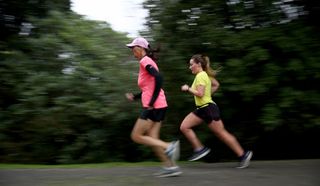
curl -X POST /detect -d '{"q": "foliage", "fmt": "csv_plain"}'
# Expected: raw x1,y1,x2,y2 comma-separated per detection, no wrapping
0,10,142,164
1,0,320,164
0,0,71,41
143,0,320,160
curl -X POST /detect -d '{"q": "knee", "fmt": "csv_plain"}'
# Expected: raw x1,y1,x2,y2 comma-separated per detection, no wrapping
131,132,140,143
180,124,189,133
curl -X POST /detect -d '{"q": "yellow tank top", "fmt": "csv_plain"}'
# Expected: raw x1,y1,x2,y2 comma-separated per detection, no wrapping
191,71,214,107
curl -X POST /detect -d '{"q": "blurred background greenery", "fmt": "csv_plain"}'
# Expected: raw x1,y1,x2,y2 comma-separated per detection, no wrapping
0,0,319,164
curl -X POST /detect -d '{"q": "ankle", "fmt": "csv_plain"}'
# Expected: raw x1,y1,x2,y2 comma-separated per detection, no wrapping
194,146,205,152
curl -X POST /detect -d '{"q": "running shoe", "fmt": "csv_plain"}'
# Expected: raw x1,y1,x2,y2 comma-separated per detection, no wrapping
188,147,211,161
153,166,182,178
237,151,253,169
165,140,180,162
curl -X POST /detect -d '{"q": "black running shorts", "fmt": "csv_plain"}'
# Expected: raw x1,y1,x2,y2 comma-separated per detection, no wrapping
193,103,221,123
140,107,167,122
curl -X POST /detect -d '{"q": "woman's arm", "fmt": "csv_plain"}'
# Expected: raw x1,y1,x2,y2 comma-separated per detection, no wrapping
211,77,220,94
146,64,162,107
125,92,141,101
181,84,205,97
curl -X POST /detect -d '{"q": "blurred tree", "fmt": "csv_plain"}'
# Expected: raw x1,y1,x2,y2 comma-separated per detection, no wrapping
1,0,319,164
143,0,320,160
0,8,144,163
0,0,71,41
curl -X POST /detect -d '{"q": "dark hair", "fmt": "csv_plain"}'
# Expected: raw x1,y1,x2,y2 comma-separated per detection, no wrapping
146,44,160,61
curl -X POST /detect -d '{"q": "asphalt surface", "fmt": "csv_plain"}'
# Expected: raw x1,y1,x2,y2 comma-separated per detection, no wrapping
0,159,319,186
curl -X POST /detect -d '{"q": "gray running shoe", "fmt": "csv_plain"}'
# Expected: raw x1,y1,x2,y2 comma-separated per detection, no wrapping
165,140,180,162
153,166,182,178
188,147,211,161
237,151,253,169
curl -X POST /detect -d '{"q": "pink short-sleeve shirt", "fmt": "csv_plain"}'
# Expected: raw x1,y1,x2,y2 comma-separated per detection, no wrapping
138,56,168,108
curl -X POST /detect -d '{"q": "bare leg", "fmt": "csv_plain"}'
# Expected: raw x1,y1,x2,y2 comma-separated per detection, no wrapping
180,112,204,150
131,118,170,150
147,121,175,167
208,120,244,157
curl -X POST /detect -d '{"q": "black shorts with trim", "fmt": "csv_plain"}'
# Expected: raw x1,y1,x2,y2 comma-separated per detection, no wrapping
140,107,167,122
193,103,221,123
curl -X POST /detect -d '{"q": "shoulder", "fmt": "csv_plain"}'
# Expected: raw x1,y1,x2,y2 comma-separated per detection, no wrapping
196,71,209,79
195,72,210,84
140,56,155,66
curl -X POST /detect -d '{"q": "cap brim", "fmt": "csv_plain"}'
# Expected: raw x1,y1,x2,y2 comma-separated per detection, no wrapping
126,44,135,48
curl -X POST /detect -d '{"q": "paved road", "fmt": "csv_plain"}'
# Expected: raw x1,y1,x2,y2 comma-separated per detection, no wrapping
0,159,319,186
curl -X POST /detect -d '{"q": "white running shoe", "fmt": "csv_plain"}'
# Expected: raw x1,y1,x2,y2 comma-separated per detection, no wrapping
153,166,182,178
165,140,180,162
237,151,253,169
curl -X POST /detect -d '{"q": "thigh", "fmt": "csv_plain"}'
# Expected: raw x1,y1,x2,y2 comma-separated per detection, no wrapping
132,118,153,136
147,121,162,138
181,112,203,129
208,119,225,133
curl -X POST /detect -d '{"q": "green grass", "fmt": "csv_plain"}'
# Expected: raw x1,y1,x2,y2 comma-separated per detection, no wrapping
0,161,162,169
0,161,194,169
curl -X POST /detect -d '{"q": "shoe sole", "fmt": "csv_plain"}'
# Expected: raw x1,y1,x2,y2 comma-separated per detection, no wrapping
156,171,183,178
188,148,211,161
236,151,253,169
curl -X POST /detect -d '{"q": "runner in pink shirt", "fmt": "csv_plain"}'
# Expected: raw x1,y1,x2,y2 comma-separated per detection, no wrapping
138,55,167,109
125,37,181,177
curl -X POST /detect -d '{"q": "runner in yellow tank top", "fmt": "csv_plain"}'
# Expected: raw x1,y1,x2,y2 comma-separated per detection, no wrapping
180,54,252,168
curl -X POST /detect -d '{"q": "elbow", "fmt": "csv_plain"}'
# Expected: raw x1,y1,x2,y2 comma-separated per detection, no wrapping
212,84,220,92
155,75,163,87
213,83,220,89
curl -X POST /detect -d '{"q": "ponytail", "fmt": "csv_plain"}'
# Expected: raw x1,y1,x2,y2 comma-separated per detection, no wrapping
191,54,221,78
146,44,160,61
